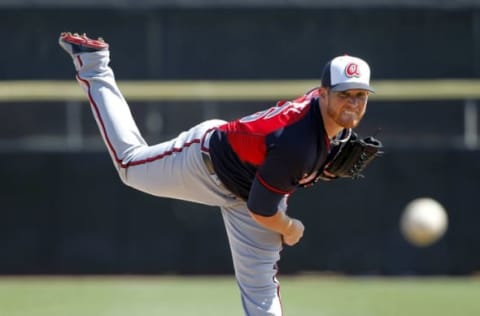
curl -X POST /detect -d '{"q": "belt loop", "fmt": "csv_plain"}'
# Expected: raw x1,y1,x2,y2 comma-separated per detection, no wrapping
201,128,215,153
202,151,224,187
202,152,216,175
200,129,226,189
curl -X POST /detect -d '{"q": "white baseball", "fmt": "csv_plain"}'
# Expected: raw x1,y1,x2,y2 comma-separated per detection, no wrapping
400,197,448,247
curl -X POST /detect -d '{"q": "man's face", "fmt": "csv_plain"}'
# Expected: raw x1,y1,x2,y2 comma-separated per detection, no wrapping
325,89,369,129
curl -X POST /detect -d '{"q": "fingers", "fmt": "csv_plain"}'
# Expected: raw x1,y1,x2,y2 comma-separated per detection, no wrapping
282,218,304,246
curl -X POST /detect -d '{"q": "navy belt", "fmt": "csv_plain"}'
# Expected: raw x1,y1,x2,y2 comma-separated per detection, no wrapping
202,151,216,175
200,129,225,188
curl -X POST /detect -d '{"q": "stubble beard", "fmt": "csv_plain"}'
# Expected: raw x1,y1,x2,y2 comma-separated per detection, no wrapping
326,102,365,129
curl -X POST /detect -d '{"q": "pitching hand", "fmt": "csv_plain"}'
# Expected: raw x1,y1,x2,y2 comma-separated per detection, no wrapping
282,218,305,246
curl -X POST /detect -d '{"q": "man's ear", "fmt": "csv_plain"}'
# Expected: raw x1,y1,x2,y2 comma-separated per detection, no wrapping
318,87,328,98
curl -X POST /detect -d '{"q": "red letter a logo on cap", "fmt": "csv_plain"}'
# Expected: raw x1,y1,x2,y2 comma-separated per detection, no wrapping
345,63,361,78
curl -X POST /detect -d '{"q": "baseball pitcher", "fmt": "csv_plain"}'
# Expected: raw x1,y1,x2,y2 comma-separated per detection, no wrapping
59,32,382,316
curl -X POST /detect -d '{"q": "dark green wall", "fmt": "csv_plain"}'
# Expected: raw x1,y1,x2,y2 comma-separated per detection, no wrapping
1,7,479,275
1,8,479,80
1,150,478,275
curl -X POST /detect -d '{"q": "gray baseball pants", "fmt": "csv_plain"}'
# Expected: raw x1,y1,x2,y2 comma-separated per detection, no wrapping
71,50,285,316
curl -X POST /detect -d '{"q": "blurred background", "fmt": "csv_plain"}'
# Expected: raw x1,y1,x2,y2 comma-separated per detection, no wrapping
0,0,479,279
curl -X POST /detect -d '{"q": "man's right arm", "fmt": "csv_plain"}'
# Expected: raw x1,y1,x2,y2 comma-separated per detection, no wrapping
250,211,304,246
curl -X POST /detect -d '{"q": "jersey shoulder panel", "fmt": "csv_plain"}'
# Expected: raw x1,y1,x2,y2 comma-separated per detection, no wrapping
219,89,318,165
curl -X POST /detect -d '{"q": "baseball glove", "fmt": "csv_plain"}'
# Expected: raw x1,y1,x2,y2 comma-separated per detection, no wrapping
321,132,383,180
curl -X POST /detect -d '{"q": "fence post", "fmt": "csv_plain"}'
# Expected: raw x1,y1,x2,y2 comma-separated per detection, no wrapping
464,99,478,150
66,100,83,150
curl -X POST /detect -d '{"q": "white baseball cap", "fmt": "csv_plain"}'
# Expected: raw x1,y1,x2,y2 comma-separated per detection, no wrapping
321,55,374,92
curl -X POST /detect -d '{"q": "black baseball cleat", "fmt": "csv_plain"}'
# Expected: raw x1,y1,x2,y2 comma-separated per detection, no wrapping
58,32,109,57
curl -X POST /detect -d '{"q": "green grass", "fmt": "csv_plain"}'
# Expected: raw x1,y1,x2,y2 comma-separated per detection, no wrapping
0,275,479,316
